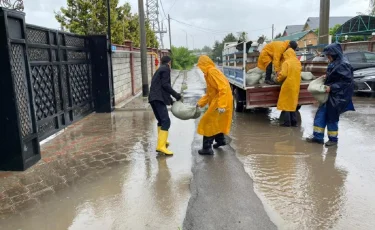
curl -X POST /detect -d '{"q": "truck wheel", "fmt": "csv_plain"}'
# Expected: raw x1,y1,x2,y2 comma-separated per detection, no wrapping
233,88,245,113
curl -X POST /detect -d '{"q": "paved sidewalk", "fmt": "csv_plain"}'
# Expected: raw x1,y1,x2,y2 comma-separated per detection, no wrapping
0,70,183,218
0,111,158,218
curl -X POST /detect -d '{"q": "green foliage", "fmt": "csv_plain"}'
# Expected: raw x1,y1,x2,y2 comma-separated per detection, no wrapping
210,33,237,61
237,31,248,42
274,33,282,39
171,46,197,70
55,0,158,47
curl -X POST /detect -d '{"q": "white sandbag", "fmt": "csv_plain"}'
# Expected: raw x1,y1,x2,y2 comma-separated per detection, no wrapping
307,76,328,104
301,72,314,81
246,72,263,86
259,77,265,85
171,101,201,120
247,67,264,74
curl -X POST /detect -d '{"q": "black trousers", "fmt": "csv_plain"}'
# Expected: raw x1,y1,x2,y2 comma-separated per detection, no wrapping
283,111,297,126
202,133,225,149
150,101,171,131
266,62,273,81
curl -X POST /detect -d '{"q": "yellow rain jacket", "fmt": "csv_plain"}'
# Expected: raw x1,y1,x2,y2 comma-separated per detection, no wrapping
197,56,233,137
276,48,302,111
257,40,290,72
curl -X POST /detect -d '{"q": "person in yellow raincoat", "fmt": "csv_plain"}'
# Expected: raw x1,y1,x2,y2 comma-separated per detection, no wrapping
257,40,298,85
276,48,302,127
196,55,233,155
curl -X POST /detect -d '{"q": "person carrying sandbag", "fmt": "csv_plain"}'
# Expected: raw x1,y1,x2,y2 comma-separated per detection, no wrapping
257,40,298,85
306,43,355,147
148,56,182,155
276,48,302,127
196,55,233,155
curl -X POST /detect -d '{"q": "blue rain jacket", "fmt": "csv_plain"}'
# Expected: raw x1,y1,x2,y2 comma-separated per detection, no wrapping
323,43,355,122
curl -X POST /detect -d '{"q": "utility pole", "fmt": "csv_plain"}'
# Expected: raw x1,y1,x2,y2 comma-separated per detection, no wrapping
272,24,274,40
168,14,172,49
318,0,330,47
107,0,114,106
138,0,149,97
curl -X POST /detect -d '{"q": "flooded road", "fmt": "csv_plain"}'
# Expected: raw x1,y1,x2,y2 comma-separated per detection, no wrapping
1,66,374,230
231,98,375,230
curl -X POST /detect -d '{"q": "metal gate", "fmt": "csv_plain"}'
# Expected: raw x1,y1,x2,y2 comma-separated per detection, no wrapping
26,25,94,140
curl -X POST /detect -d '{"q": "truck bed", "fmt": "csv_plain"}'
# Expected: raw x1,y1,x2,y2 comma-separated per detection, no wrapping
221,66,316,109
244,82,314,109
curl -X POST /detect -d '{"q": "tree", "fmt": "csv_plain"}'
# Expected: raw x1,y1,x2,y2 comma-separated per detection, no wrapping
210,33,237,60
275,33,282,39
171,46,197,70
237,32,248,42
202,45,212,53
257,35,267,44
55,0,158,47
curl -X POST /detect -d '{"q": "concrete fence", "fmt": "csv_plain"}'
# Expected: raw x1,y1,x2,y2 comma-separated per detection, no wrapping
112,41,170,107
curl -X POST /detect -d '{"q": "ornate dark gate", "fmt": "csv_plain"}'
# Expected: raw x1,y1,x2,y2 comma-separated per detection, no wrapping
0,7,112,171
26,25,93,140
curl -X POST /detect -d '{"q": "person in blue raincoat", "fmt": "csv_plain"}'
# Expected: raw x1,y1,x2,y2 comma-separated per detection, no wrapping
306,43,355,147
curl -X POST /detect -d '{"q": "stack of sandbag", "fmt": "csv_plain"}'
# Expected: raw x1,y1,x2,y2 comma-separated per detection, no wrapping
245,68,315,86
171,101,201,120
245,67,265,86
307,76,328,104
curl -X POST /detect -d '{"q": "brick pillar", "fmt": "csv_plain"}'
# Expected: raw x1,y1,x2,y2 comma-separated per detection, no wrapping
0,8,41,170
125,41,135,96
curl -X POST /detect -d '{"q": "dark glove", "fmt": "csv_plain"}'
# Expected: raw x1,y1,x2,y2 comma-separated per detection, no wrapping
175,93,182,101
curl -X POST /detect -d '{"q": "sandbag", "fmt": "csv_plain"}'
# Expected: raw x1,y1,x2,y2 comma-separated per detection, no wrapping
301,72,314,81
247,67,264,74
171,101,201,120
307,76,328,104
246,73,263,86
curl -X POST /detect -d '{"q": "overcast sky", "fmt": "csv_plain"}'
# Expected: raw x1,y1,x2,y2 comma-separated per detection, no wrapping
24,0,370,49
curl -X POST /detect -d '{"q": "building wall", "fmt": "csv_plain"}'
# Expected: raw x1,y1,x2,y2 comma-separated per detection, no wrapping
112,52,132,106
298,32,318,48
112,48,168,107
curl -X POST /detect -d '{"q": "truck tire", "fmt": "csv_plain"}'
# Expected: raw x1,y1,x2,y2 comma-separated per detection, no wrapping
233,88,245,113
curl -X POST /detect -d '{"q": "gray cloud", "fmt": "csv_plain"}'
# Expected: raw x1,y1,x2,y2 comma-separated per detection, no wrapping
23,0,369,48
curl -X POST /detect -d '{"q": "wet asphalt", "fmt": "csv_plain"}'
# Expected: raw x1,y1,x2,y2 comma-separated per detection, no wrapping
1,68,375,230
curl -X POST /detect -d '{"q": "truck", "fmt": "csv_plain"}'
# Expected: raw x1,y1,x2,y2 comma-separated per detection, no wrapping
220,41,319,112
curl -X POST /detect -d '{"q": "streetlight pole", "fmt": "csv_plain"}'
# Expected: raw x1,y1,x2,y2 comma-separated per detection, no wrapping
181,29,188,49
138,0,149,97
190,35,195,50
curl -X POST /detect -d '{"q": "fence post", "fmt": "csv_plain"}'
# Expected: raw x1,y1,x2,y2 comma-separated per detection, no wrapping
89,35,114,113
0,8,41,171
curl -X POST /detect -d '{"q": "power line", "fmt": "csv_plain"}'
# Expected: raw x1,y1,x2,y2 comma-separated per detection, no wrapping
159,0,167,19
171,17,272,35
168,0,179,14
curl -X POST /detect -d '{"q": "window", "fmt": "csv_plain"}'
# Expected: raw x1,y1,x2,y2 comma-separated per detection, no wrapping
364,52,375,63
346,53,365,63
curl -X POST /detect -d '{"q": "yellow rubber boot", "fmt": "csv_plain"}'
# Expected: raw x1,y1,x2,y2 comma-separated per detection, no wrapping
158,126,169,147
156,130,173,155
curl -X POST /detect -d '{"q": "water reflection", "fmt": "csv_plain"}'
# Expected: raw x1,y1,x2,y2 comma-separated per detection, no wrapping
231,111,348,230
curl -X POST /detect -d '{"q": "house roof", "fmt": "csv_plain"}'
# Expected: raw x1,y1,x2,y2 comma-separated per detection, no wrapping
283,25,304,35
304,16,353,30
274,31,311,41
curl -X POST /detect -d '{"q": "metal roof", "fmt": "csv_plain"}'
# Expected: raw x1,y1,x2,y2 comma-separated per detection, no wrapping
335,15,375,36
304,16,353,30
283,25,304,36
274,31,310,41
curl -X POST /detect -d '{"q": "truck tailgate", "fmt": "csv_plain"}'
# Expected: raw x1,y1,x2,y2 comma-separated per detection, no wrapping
245,83,315,109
